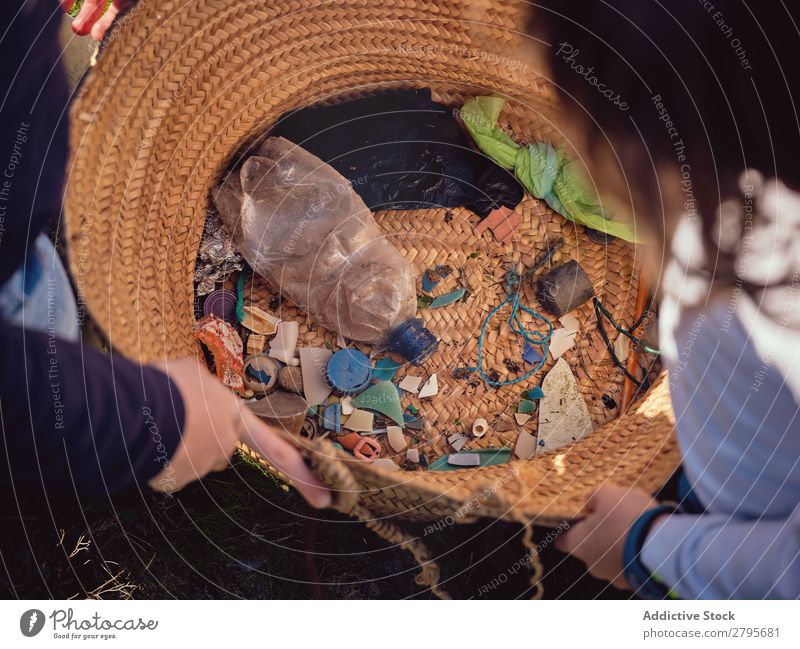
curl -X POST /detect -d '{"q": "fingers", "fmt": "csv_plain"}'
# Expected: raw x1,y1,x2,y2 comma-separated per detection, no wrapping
238,408,331,509
90,2,122,41
60,1,75,12
72,0,127,40
71,0,106,36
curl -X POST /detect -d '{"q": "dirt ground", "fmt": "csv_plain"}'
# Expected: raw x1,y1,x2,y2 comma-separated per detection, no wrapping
0,454,630,600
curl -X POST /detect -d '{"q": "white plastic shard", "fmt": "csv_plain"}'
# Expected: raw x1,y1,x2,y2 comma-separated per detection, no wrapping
447,453,480,467
559,313,580,334
387,426,407,452
343,408,374,432
549,327,577,360
448,433,468,452
514,430,537,459
514,413,531,426
340,396,354,415
398,375,423,394
418,373,439,398
298,347,333,406
537,357,592,454
406,448,420,464
614,333,631,362
372,458,401,472
269,321,299,363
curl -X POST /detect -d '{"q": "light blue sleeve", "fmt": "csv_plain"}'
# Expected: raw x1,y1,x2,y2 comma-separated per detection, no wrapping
640,506,800,599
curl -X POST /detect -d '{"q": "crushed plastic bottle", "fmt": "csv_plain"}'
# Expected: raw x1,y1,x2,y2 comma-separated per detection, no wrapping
215,137,436,361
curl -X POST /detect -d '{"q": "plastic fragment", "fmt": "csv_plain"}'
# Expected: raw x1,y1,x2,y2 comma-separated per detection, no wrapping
406,448,420,464
524,386,545,400
344,408,374,432
472,418,489,438
193,315,245,394
398,375,423,394
523,342,543,366
352,381,405,426
340,396,354,415
241,304,281,335
428,288,466,309
514,413,531,425
447,453,480,467
517,399,536,414
373,358,401,381
299,347,333,406
372,458,401,471
418,374,439,398
269,321,299,364
559,313,580,334
549,328,577,360
387,426,407,452
515,430,537,459
322,403,341,433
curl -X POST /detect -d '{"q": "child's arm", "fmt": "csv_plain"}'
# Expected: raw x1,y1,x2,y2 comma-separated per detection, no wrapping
641,507,800,599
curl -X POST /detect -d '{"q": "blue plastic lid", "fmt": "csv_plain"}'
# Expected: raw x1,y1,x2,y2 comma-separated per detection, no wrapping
326,349,373,394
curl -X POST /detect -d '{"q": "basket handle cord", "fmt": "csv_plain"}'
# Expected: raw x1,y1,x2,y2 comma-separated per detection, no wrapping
238,436,451,599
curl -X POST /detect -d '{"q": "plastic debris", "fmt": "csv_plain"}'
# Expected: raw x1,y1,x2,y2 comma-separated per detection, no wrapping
428,448,512,471
418,374,439,398
387,426,407,452
215,136,418,346
406,448,420,464
243,354,280,395
514,413,531,426
517,399,536,414
337,432,362,451
247,391,308,436
344,408,374,433
269,321,299,364
523,342,543,366
524,386,545,401
193,315,245,394
614,334,631,362
514,430,537,459
549,328,578,360
353,437,382,463
372,458,401,472
203,289,238,323
372,358,401,382
560,313,580,334
398,375,423,394
246,334,266,355
537,357,593,453
194,211,243,296
327,349,373,394
352,381,405,426
340,396,354,415
447,453,481,467
472,418,489,438
322,403,342,433
428,287,466,309
403,414,425,431
473,205,522,244
241,305,281,335
298,347,333,406
495,420,514,432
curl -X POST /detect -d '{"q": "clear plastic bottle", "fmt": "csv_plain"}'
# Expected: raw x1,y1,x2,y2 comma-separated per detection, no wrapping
215,137,426,353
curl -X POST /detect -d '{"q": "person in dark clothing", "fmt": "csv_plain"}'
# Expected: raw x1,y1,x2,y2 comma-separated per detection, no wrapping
0,1,329,508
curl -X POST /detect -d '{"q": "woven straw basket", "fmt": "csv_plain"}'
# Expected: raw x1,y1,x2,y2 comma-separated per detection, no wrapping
65,0,679,591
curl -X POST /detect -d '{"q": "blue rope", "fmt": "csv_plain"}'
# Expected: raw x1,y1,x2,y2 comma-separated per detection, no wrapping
477,268,553,387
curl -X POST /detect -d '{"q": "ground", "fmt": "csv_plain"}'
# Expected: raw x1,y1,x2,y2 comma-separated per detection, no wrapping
0,454,630,599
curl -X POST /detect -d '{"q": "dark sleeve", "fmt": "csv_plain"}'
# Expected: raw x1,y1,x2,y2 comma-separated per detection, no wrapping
0,321,185,497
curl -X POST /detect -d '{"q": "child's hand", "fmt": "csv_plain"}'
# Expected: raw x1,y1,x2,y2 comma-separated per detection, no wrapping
148,358,331,509
62,0,130,41
555,485,658,589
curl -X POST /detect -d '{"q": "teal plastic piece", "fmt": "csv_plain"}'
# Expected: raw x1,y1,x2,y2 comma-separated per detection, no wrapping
525,386,545,400
517,399,536,414
373,358,401,381
428,287,466,308
428,448,513,471
352,381,405,426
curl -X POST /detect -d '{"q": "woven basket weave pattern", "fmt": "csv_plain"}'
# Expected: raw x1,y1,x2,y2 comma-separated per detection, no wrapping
65,0,679,526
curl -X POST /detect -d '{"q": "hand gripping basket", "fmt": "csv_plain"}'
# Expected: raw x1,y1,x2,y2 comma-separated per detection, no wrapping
65,0,679,596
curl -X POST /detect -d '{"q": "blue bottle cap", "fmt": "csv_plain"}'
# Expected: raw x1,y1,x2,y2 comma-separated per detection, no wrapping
387,318,439,365
326,349,373,394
